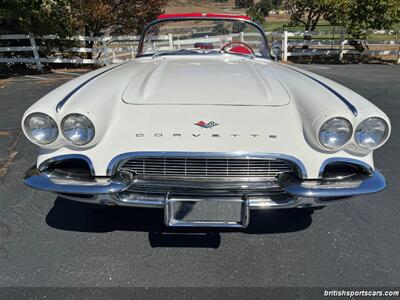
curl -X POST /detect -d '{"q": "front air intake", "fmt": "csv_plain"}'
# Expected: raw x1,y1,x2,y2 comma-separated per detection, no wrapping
119,156,294,181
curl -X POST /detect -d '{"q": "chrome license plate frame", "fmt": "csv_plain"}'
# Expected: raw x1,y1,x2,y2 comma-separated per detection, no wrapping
164,195,250,228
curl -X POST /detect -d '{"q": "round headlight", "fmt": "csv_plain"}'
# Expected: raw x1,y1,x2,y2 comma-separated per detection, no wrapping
355,117,388,149
319,117,352,149
24,113,58,145
61,114,95,146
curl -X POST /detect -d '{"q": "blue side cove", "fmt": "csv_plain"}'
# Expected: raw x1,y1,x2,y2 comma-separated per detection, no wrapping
56,62,130,113
288,67,358,116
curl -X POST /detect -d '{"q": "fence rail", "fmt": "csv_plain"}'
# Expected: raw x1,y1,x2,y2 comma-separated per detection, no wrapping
279,30,400,63
0,34,140,71
1,30,399,71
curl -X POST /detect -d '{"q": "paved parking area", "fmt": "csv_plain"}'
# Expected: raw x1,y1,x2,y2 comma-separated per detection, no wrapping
0,64,399,287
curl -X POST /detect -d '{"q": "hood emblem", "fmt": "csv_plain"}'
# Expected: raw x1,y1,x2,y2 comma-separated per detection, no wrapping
194,120,219,129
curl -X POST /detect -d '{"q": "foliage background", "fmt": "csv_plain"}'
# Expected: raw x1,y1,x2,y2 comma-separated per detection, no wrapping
0,0,168,37
0,0,398,40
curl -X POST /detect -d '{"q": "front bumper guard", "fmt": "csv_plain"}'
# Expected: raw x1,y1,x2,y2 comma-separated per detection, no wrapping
23,166,387,209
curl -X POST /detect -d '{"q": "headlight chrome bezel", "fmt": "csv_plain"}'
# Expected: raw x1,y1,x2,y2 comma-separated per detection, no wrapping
24,112,59,145
318,117,353,150
61,113,95,146
354,117,389,150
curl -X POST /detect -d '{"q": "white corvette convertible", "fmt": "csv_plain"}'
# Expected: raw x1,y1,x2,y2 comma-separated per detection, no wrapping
22,14,391,228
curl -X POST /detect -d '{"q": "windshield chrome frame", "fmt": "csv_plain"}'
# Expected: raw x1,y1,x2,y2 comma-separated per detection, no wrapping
136,17,270,59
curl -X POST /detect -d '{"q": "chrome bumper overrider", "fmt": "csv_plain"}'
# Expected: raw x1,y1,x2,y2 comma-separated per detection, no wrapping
24,165,387,209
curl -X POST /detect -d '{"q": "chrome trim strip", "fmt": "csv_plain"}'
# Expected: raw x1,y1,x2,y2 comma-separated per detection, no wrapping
38,154,96,176
249,197,301,209
124,177,282,190
284,171,386,198
128,175,283,183
23,166,130,195
57,193,367,209
288,67,358,116
24,166,386,211
318,157,373,178
106,151,308,178
110,196,302,209
55,62,130,113
113,197,164,208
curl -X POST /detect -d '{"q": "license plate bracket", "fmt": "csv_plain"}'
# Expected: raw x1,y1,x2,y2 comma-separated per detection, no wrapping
164,195,250,228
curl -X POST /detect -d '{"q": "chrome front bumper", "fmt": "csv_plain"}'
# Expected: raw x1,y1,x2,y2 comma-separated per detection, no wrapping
23,166,387,209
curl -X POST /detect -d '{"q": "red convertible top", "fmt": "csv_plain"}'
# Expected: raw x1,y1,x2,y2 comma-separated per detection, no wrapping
157,13,251,20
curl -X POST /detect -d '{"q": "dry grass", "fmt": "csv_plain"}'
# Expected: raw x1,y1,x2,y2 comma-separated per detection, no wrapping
166,0,244,14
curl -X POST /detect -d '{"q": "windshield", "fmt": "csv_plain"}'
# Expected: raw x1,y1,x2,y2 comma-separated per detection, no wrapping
138,18,269,58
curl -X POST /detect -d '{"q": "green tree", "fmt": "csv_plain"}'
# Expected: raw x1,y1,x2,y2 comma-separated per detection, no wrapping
0,0,169,59
256,0,273,17
284,0,329,31
70,0,168,37
326,0,400,39
236,0,254,8
246,6,264,24
246,0,272,24
271,0,283,9
0,0,169,36
284,0,400,35
0,0,72,36
69,0,168,58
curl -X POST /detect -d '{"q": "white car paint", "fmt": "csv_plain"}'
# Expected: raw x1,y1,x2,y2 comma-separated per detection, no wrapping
122,56,290,106
22,55,391,178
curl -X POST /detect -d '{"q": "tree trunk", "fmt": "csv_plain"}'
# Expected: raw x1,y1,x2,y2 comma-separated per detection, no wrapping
310,13,321,31
84,26,93,59
305,11,313,31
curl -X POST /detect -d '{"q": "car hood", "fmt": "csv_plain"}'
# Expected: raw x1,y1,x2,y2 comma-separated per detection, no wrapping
122,57,290,106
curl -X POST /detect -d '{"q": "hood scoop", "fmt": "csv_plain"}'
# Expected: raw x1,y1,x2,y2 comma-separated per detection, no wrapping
122,59,290,106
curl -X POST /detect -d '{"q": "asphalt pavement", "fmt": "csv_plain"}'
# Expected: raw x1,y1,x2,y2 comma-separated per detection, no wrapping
0,64,399,287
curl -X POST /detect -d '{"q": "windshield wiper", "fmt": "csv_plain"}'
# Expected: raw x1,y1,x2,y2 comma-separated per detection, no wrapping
152,49,200,59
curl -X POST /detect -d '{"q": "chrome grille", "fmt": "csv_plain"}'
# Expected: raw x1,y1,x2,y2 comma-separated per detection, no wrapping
119,157,293,179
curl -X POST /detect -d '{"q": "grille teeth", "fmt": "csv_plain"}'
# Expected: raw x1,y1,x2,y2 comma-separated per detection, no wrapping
120,157,293,179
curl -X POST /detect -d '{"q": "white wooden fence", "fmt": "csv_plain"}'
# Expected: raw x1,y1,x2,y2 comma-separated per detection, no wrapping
279,30,400,63
0,34,140,71
1,30,399,71
0,32,256,70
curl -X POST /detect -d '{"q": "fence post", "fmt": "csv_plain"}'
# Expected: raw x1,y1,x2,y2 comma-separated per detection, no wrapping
101,36,110,66
168,33,173,50
339,28,346,62
28,33,42,72
239,31,244,42
282,31,288,61
397,30,400,64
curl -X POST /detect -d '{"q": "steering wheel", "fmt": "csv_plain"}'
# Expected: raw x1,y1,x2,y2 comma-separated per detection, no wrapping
220,41,255,56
